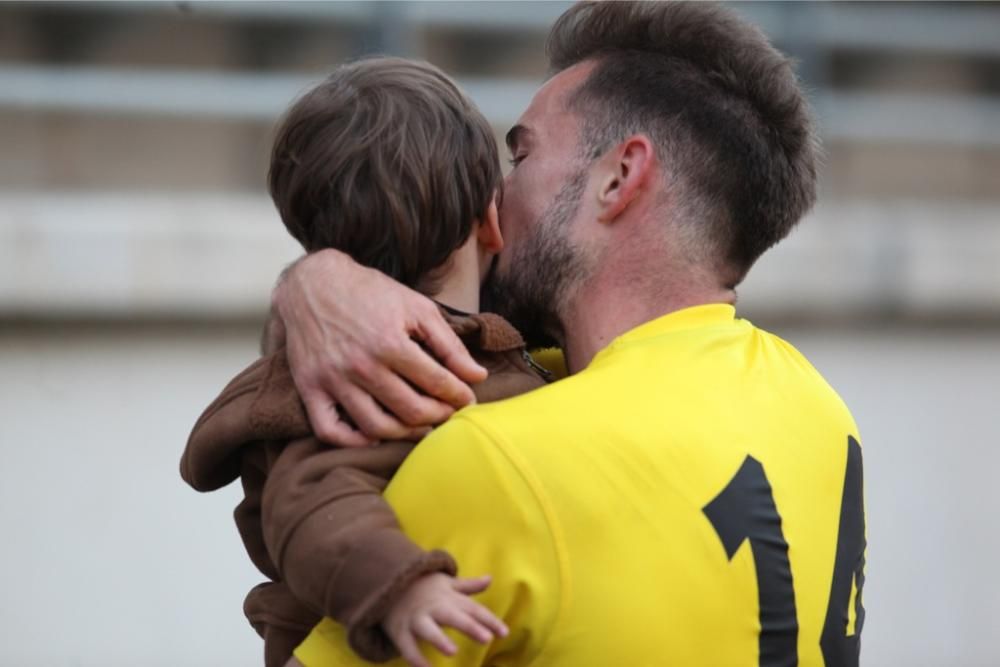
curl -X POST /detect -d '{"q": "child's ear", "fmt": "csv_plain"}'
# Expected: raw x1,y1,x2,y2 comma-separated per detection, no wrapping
477,198,503,254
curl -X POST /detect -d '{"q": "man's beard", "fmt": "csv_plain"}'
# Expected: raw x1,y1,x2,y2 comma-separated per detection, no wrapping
482,170,590,350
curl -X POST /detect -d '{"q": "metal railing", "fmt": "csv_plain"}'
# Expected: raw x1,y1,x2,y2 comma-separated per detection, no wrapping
3,64,999,147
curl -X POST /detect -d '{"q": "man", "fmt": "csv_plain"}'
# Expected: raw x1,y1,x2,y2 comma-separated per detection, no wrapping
275,3,866,665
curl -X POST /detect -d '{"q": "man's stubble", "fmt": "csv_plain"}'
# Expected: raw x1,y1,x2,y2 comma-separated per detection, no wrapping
482,169,591,350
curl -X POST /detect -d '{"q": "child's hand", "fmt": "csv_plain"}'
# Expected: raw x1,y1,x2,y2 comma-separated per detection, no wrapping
383,573,508,667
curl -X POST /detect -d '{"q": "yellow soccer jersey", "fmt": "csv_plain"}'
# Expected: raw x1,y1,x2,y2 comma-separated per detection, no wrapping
296,304,866,667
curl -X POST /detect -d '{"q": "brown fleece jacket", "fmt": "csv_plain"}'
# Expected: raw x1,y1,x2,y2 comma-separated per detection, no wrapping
180,310,547,665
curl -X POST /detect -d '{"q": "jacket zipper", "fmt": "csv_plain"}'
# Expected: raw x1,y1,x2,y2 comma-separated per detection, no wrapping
522,350,554,381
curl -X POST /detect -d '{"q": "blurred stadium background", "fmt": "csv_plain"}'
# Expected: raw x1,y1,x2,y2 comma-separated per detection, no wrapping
0,2,997,665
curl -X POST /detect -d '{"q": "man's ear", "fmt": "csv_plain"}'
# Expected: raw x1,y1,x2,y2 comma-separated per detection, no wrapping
476,198,503,253
597,134,654,224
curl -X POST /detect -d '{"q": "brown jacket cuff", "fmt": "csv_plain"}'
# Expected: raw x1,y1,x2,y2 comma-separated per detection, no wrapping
344,547,457,662
244,580,321,636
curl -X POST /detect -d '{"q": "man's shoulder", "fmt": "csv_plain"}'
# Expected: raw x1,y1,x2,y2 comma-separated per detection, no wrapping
439,369,607,466
465,368,582,421
750,324,858,426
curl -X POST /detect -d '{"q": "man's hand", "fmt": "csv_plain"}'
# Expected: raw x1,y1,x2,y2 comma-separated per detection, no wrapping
272,250,488,446
383,573,508,667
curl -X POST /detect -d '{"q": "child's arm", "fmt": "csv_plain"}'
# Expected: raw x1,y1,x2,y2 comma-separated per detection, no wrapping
383,573,508,667
260,437,496,662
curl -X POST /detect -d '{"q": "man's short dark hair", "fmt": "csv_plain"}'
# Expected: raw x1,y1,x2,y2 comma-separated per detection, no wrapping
547,1,818,281
269,57,500,291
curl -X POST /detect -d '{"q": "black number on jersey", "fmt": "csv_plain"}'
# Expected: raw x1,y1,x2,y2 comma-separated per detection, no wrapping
704,455,798,667
820,436,866,667
703,436,866,667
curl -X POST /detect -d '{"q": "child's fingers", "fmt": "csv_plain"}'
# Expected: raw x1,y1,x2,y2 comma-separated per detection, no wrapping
414,614,459,657
395,631,431,667
435,606,494,644
463,599,509,638
452,574,492,595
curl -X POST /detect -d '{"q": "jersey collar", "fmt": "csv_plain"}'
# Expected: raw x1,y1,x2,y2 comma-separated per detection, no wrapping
590,303,737,366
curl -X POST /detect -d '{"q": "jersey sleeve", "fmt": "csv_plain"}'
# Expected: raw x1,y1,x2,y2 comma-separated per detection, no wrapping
294,413,564,667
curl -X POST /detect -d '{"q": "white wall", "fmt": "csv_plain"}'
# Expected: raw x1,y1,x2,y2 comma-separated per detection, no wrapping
784,325,1000,667
0,322,997,665
0,325,264,666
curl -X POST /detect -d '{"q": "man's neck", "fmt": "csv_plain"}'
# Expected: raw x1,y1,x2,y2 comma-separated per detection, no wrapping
558,273,735,374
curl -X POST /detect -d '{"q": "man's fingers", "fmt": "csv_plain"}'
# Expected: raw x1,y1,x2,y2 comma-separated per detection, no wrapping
393,338,479,411
334,383,415,441
413,615,458,656
274,251,475,438
452,575,492,595
395,631,431,667
355,361,456,428
300,389,372,447
415,311,489,389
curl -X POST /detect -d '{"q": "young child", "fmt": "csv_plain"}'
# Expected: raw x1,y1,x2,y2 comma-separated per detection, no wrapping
180,57,547,667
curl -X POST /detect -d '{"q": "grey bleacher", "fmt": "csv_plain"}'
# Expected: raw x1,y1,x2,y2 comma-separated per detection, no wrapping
1,1,998,321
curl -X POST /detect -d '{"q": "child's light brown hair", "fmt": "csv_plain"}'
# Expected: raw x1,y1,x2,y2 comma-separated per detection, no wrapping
269,56,501,292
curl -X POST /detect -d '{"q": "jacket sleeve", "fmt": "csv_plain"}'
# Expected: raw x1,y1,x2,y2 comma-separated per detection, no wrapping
292,414,563,667
261,436,457,662
180,355,273,492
